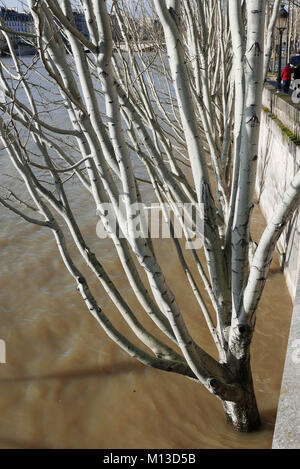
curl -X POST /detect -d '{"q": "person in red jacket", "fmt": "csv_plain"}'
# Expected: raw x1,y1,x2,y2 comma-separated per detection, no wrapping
281,64,293,93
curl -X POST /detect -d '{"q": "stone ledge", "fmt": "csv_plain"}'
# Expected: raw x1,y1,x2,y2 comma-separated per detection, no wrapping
263,83,300,140
258,104,300,300
260,85,300,449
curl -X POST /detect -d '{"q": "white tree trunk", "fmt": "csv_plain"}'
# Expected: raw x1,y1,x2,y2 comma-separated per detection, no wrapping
0,0,295,433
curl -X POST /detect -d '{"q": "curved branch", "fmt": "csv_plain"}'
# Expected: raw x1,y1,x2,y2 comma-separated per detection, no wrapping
241,168,300,325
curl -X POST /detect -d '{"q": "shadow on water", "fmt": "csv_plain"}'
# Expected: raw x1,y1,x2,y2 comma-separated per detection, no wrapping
0,360,144,384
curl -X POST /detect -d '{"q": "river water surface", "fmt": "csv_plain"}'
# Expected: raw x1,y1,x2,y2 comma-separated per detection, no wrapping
0,57,293,449
0,190,293,448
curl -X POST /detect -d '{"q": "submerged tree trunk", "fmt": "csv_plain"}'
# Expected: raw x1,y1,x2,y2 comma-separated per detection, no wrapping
223,395,260,432
223,356,260,432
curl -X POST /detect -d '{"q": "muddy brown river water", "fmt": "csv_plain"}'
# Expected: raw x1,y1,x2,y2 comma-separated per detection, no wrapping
0,185,292,449
0,56,293,449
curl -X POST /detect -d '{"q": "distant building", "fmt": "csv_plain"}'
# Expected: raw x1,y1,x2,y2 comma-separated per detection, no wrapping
0,7,90,40
0,7,35,54
0,7,91,54
0,7,33,38
72,10,89,40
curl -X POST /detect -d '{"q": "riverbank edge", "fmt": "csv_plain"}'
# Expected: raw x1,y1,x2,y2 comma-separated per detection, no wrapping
258,83,300,449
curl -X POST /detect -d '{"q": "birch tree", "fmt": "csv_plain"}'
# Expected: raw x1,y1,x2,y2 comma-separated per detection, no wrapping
263,0,281,80
0,0,298,433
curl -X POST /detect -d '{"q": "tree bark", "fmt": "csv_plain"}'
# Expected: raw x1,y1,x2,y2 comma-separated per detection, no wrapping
222,356,260,432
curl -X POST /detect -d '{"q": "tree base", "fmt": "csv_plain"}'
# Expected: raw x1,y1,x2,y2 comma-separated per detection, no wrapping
223,398,261,432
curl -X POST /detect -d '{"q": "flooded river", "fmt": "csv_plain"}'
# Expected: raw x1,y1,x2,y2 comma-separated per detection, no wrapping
0,57,293,449
0,190,292,449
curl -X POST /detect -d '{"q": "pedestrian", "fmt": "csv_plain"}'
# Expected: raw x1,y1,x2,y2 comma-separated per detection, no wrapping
281,63,293,94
